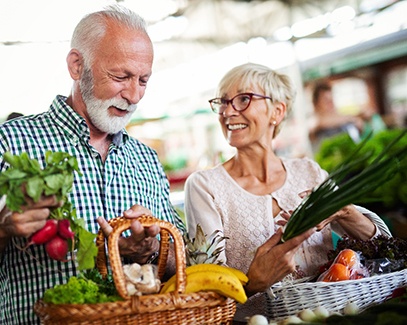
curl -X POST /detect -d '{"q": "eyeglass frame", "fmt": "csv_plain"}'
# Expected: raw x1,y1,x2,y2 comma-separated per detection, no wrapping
208,92,273,114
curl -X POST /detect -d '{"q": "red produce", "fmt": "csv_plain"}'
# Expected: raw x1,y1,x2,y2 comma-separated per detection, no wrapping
45,235,69,261
27,219,58,246
58,219,75,239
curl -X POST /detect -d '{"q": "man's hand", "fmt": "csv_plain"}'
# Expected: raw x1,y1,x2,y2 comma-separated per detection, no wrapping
0,195,61,253
0,195,60,239
97,204,160,264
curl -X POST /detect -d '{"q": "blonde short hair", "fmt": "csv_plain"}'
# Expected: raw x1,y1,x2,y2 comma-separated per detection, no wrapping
216,63,296,136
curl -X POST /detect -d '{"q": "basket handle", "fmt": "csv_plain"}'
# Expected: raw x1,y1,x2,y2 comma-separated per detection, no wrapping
96,215,187,299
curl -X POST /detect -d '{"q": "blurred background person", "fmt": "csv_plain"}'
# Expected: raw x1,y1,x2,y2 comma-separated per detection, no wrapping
359,104,387,140
5,112,24,121
309,82,364,153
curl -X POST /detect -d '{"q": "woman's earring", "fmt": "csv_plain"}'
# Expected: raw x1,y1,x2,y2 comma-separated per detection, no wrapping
272,120,277,125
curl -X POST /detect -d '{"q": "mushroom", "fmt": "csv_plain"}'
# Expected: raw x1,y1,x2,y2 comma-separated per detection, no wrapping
135,264,161,294
122,263,161,295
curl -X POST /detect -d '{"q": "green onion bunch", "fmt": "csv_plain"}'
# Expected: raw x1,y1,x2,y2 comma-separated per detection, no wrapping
282,129,407,242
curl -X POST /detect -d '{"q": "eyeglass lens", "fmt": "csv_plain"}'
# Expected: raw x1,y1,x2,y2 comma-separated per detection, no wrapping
211,93,252,113
233,94,251,110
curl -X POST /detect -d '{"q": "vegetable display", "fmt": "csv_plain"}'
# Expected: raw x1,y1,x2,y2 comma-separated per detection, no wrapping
0,151,97,270
316,129,407,210
282,129,407,242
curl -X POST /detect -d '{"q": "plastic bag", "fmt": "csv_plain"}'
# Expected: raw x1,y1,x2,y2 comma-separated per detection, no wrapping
317,249,369,282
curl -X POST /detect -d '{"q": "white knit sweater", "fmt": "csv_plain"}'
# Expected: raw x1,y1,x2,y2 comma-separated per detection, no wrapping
184,157,390,322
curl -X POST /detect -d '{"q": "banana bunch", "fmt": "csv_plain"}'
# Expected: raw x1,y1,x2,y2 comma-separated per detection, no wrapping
160,264,248,304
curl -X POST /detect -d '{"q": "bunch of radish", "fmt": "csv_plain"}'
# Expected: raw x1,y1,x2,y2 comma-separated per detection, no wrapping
27,219,75,261
0,151,98,270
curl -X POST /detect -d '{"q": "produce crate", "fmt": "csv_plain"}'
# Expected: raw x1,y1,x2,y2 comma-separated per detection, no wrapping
266,268,407,321
34,216,236,325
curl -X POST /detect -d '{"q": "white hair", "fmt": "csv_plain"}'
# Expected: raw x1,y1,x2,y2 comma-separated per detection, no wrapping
70,4,148,67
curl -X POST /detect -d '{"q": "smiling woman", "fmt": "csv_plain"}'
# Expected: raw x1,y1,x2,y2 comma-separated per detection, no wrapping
184,62,391,323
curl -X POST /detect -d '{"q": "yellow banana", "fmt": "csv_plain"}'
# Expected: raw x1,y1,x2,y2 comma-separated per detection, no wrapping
160,264,248,294
186,264,249,285
160,269,247,304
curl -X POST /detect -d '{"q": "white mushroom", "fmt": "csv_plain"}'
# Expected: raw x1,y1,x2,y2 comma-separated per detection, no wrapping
126,282,139,296
122,263,161,295
123,263,142,284
135,264,161,294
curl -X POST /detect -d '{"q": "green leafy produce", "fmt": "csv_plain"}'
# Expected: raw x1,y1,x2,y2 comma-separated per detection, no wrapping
282,129,407,242
0,151,80,212
43,273,121,305
0,151,97,270
316,129,407,209
328,235,407,269
82,268,118,297
315,133,356,172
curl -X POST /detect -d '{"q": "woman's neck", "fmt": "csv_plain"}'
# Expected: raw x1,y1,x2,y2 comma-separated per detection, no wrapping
223,149,286,195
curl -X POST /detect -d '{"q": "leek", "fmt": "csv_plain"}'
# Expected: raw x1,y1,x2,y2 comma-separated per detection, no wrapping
282,129,407,242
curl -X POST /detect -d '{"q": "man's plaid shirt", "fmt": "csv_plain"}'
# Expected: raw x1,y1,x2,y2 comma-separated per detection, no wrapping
0,95,186,324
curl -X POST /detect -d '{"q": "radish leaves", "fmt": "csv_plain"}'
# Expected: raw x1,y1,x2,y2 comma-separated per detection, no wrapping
0,151,97,270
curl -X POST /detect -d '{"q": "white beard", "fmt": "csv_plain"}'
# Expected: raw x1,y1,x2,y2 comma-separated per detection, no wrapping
85,97,137,134
79,66,137,134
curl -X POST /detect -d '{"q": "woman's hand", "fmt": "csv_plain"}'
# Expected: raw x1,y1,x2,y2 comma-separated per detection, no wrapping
275,210,291,227
97,204,160,264
245,227,315,296
298,191,376,238
321,204,376,239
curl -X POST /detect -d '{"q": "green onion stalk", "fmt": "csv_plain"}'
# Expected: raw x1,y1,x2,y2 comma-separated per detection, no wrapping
282,129,407,242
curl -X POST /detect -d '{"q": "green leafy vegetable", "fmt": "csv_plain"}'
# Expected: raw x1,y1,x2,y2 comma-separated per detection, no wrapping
82,269,118,297
329,235,407,269
43,274,121,304
282,129,407,242
316,129,407,209
0,151,97,270
0,151,81,211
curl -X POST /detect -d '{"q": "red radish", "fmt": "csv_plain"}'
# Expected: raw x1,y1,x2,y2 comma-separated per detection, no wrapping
45,235,69,261
27,219,58,246
58,219,75,239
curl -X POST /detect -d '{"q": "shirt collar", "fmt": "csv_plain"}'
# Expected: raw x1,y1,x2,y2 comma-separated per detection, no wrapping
49,95,129,147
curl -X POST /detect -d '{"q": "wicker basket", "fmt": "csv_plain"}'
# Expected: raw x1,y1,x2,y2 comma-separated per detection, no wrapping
266,268,407,321
34,216,236,325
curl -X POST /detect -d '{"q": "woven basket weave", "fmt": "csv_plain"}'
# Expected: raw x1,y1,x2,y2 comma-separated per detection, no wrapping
266,268,407,321
34,216,236,325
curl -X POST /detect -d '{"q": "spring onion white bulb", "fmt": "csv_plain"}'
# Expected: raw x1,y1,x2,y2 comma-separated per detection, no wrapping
281,315,303,324
298,308,316,321
343,302,359,315
313,306,330,319
247,314,268,325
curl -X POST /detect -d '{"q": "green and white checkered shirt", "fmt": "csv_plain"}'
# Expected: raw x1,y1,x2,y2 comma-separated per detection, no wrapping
0,95,186,324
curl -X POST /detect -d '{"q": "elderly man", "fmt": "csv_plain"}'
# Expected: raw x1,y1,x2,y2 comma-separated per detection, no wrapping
0,5,185,324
